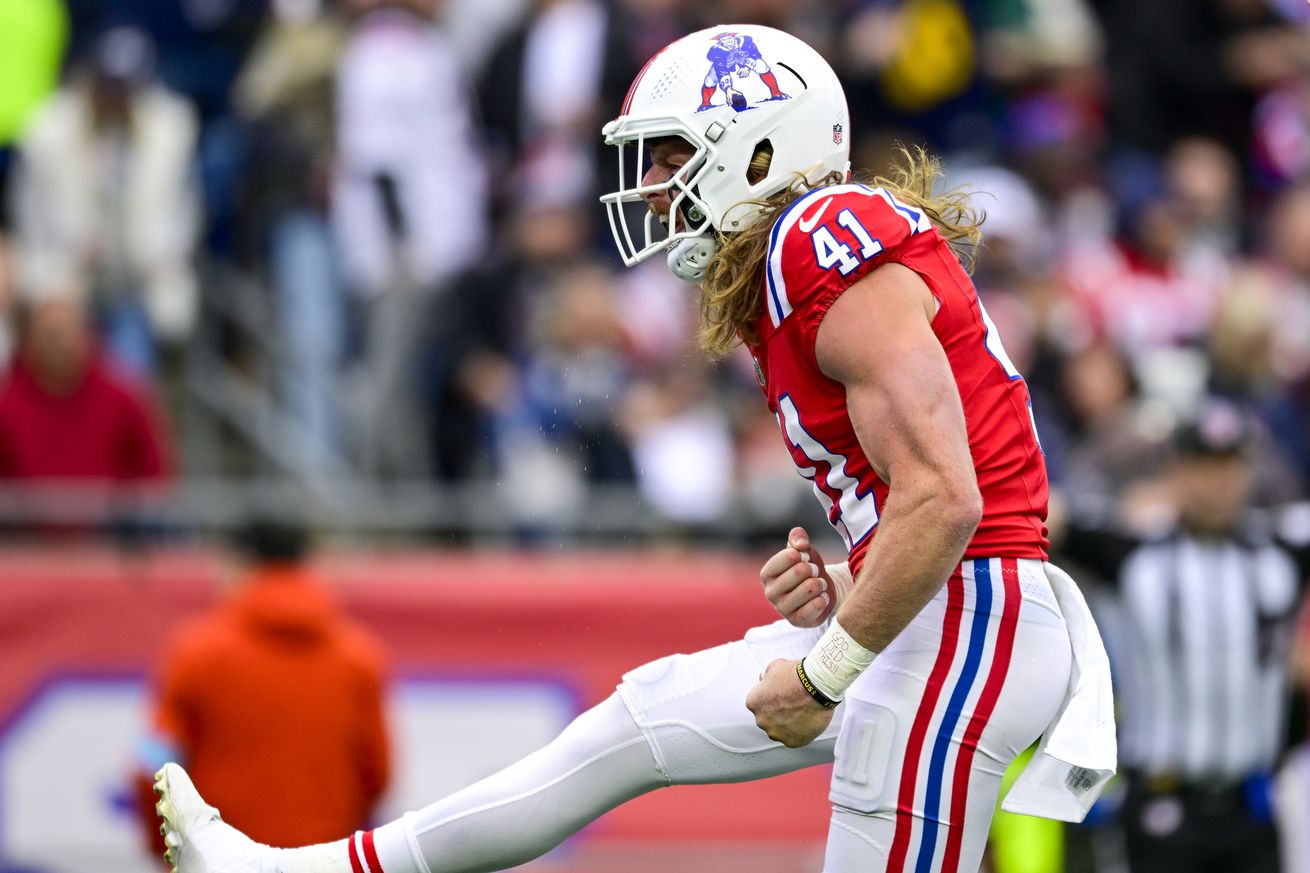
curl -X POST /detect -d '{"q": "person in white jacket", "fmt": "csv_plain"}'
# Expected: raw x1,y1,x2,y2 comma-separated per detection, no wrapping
11,26,200,377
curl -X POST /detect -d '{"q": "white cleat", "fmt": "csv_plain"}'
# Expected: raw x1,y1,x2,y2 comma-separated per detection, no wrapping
154,763,270,873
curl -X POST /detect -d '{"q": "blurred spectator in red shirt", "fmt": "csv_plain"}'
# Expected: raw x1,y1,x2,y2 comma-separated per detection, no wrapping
0,291,171,482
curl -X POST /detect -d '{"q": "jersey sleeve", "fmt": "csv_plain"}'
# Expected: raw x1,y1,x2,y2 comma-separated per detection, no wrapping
763,184,933,351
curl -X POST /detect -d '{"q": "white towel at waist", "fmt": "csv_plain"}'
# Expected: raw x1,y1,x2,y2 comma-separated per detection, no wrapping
1001,561,1117,822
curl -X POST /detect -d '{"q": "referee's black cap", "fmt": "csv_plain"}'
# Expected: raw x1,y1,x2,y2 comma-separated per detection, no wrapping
1174,400,1255,459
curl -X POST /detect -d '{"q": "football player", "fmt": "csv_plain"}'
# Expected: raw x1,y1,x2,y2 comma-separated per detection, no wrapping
155,24,1110,873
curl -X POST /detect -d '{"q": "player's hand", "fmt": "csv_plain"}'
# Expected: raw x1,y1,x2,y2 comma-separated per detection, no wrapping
746,658,835,748
760,526,835,628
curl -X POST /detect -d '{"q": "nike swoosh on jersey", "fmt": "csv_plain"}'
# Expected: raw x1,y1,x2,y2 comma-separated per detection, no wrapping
797,197,834,233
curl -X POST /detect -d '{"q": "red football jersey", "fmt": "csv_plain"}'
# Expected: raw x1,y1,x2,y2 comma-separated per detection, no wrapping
746,183,1050,576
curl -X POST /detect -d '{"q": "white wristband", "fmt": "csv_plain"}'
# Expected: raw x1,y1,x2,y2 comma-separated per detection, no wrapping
802,618,877,701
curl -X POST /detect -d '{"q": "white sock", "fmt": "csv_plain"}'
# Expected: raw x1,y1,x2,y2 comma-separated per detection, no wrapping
266,839,352,873
267,828,413,873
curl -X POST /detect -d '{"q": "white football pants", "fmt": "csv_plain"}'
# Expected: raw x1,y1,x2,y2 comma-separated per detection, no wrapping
372,558,1071,873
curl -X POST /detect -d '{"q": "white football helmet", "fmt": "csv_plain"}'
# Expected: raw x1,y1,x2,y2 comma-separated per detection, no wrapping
600,25,851,280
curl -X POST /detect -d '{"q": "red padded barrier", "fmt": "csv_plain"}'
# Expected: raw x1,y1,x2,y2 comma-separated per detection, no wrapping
0,547,833,855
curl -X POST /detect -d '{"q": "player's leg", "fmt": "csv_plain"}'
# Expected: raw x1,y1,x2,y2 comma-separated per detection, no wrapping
618,617,841,786
821,558,1072,873
157,620,839,873
156,696,656,873
753,60,785,98
699,68,718,108
392,619,839,870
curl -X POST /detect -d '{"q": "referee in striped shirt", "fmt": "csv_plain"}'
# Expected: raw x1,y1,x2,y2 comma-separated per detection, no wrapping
1059,401,1310,873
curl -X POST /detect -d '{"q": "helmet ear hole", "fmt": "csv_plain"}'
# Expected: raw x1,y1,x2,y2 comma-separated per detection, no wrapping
747,139,774,184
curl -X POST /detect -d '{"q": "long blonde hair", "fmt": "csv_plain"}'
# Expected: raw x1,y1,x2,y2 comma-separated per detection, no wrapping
697,145,983,357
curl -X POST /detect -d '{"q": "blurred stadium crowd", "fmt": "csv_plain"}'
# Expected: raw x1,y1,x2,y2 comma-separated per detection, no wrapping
0,0,1307,541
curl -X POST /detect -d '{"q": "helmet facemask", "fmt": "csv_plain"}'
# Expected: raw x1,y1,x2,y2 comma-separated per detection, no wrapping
600,122,718,267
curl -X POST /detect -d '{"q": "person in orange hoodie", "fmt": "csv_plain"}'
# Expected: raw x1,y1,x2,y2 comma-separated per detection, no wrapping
139,514,390,852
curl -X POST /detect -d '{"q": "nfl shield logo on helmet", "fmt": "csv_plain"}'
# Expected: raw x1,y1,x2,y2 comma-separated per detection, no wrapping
833,123,843,144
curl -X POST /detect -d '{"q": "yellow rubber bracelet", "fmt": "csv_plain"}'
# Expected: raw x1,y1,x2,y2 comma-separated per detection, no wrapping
795,659,840,709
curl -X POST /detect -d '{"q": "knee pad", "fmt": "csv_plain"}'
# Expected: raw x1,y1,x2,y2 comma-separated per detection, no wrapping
618,621,822,728
616,629,838,785
829,699,900,815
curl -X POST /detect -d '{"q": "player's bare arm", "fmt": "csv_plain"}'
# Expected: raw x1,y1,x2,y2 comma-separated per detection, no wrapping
747,262,981,747
815,263,981,650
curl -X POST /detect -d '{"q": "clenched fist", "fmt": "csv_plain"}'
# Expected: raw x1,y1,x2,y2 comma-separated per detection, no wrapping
745,658,835,748
760,526,836,627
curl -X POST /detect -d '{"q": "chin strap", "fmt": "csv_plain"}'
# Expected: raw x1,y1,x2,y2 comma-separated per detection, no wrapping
666,234,721,283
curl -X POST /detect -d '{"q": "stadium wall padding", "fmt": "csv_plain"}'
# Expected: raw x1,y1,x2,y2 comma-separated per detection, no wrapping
0,548,833,872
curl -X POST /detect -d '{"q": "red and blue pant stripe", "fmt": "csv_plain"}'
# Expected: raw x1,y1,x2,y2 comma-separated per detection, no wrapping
886,558,1022,873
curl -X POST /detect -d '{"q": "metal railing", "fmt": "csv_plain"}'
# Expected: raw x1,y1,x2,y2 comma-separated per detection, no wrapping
0,478,815,545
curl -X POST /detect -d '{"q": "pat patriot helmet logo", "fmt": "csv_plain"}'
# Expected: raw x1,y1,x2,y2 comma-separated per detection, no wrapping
697,31,791,113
